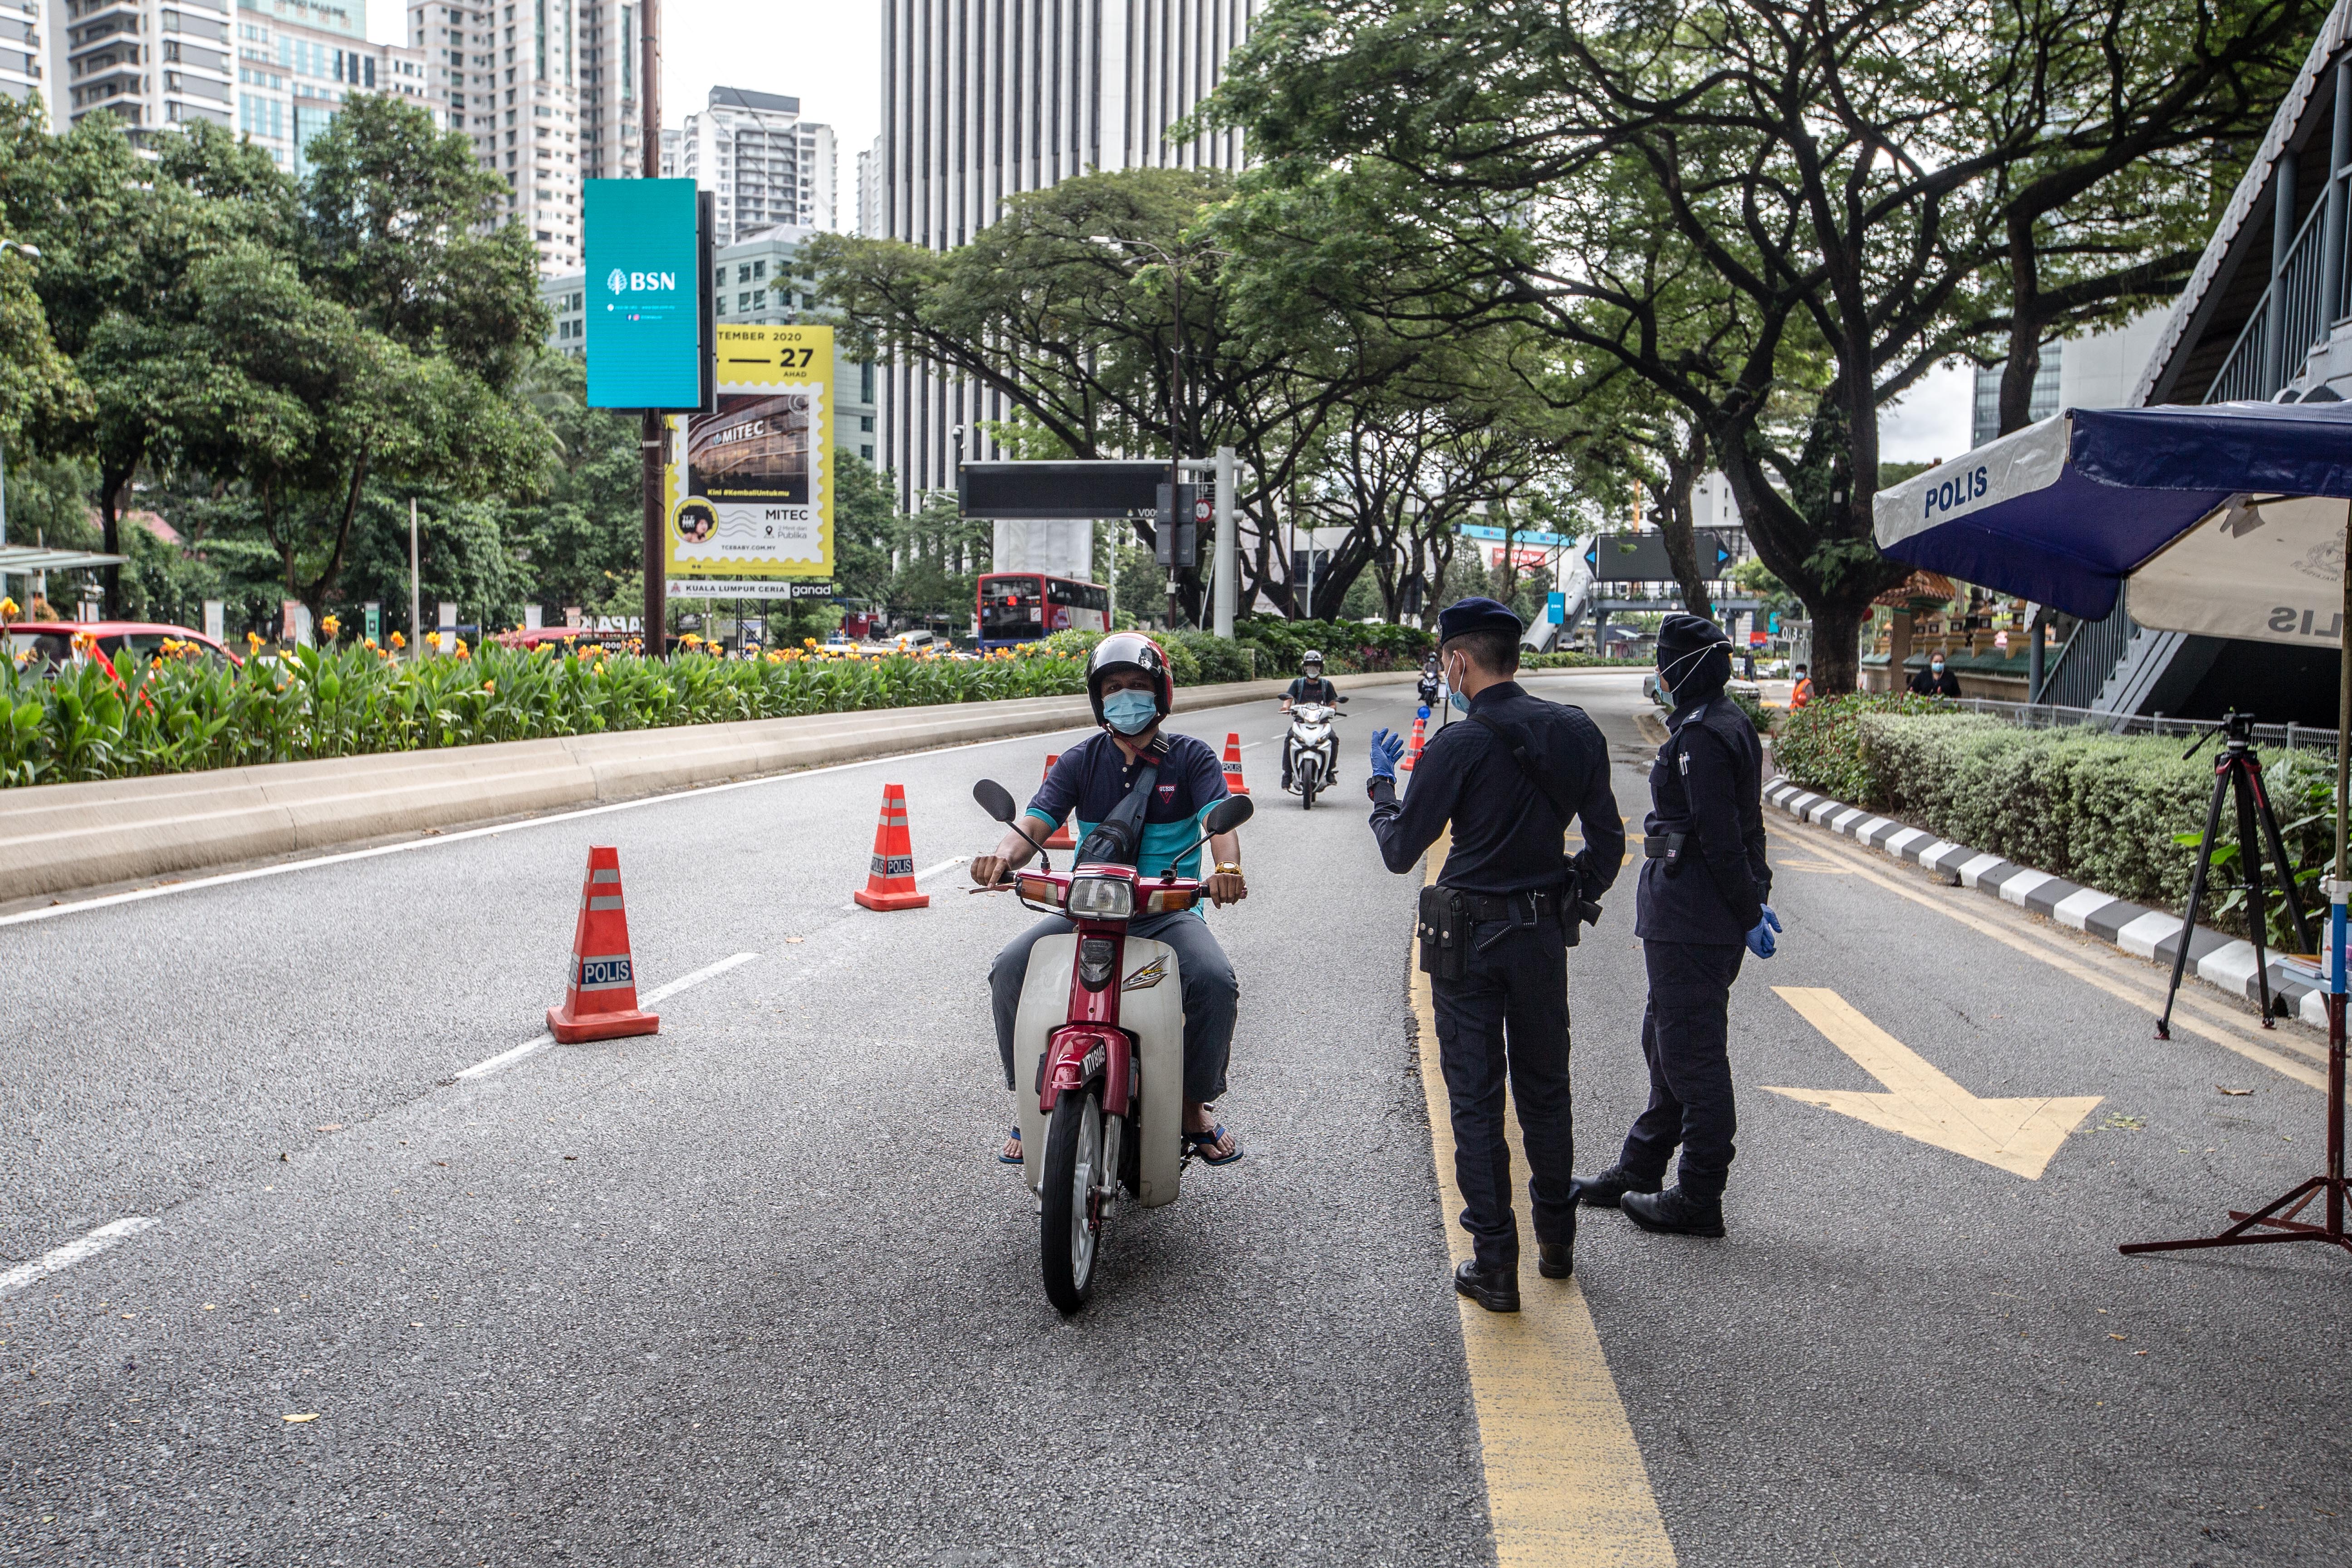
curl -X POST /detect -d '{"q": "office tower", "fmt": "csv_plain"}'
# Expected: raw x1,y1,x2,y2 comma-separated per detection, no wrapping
229,0,435,172
407,0,581,274
671,86,835,245
55,0,235,142
877,0,1254,500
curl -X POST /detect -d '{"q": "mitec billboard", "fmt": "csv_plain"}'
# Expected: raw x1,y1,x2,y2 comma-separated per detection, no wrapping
583,178,709,412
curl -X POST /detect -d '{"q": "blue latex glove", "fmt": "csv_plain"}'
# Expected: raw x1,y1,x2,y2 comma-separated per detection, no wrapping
1745,905,1782,960
1369,727,1406,780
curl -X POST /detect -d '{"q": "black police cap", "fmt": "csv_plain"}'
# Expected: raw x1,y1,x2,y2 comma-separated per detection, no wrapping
1436,596,1523,645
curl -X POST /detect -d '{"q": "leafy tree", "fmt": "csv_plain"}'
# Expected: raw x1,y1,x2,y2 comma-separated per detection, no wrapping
1209,0,2318,688
809,167,1422,620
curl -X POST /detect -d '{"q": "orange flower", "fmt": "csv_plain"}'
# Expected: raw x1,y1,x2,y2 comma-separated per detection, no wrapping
319,613,341,641
390,630,407,649
481,680,495,695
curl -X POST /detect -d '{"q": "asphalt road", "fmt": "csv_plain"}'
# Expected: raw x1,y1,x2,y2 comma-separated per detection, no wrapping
1,670,2347,1566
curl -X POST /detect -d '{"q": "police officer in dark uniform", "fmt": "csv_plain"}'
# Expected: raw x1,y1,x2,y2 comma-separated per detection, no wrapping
1365,597,1624,1312
1575,613,1778,1238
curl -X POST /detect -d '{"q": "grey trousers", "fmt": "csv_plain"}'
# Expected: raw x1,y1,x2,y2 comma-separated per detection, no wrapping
990,911,1238,1105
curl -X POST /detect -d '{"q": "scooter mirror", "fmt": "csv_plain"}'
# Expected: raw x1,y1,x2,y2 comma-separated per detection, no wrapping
1202,795,1254,836
972,779,1018,823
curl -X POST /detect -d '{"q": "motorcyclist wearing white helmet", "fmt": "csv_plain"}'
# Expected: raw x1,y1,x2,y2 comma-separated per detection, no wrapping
1279,650,1342,792
973,633,1250,1166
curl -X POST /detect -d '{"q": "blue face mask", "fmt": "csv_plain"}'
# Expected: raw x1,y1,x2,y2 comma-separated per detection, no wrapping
1446,658,1471,713
1102,689,1159,735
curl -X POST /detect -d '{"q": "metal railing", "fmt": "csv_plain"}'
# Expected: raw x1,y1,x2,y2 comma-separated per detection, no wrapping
1940,695,2339,755
2205,168,2347,404
2035,598,2133,708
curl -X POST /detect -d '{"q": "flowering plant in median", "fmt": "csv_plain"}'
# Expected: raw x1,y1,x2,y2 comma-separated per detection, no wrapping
0,639,1092,788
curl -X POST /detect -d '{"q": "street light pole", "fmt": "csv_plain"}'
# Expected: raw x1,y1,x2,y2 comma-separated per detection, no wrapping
638,0,667,658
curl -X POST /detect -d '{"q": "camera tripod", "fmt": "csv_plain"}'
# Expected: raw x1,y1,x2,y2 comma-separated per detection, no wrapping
2126,711,2348,1259
2153,712,2311,1043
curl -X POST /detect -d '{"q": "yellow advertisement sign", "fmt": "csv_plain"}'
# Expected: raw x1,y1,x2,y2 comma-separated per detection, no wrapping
663,323,834,588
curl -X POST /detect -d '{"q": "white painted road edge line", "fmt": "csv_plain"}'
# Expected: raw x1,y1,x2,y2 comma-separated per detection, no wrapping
453,951,759,1081
913,856,970,882
0,1216,159,1299
1,690,1337,930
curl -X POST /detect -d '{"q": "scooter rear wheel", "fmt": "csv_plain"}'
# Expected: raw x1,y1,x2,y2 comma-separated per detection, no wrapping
1039,1088,1104,1313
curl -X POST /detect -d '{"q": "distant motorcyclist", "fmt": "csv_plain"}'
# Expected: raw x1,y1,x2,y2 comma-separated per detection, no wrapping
1280,651,1343,791
974,633,1249,1167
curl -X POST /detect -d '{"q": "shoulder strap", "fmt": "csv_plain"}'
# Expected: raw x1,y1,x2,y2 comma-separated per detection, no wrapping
1467,710,1577,833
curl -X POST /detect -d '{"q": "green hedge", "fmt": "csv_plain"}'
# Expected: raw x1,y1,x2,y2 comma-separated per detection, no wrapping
0,637,1090,788
1776,697,2337,947
1237,617,1431,674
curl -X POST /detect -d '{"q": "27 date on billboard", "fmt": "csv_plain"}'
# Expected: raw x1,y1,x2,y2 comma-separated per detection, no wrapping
663,324,836,582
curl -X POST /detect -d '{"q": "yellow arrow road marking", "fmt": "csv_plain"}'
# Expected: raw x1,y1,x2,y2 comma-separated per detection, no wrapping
1764,987,2102,1180
1411,837,1677,1567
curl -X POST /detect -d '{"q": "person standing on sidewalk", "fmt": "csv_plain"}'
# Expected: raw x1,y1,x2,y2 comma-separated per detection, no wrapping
1363,597,1625,1312
1577,613,1777,1238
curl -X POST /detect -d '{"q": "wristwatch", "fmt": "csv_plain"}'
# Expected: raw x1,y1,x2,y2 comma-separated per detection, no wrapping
1213,862,1244,877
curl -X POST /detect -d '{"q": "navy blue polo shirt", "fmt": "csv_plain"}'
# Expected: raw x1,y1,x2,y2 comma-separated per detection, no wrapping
1024,729,1230,880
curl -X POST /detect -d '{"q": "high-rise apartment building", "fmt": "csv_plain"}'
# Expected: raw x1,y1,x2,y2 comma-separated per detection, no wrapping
0,0,42,104
878,0,1254,499
854,132,878,235
230,0,435,172
671,86,834,245
55,0,234,142
571,0,632,178
407,0,583,273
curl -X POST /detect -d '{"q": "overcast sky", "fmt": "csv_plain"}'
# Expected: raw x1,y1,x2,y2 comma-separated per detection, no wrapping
368,0,887,174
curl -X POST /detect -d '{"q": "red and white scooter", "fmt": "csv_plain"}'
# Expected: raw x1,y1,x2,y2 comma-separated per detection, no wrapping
972,778,1254,1313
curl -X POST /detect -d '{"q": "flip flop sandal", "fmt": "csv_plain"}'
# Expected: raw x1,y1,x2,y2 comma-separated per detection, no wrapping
998,1126,1024,1165
1182,1124,1243,1166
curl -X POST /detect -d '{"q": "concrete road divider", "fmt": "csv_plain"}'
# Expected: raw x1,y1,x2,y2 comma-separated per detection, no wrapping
0,673,1416,905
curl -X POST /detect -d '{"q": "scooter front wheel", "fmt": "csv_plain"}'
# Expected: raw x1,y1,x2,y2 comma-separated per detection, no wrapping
1039,1088,1105,1313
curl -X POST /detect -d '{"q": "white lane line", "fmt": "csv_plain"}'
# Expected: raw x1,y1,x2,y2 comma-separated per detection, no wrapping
453,1032,556,1081
453,951,758,1080
5,685,1407,929
913,855,970,881
0,1216,158,1299
0,714,1137,930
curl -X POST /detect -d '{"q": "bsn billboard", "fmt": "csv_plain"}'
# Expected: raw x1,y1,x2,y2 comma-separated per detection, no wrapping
583,178,705,412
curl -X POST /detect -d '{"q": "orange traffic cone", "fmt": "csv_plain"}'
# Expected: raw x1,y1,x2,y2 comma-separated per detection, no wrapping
1400,713,1428,773
547,846,659,1043
1221,732,1250,796
853,783,931,911
1041,755,1075,848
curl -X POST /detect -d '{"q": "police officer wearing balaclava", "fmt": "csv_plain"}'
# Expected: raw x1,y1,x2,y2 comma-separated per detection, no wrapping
1364,597,1624,1312
1575,613,1777,1238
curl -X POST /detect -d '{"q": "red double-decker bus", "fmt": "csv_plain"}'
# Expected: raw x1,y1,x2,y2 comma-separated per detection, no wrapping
976,573,1111,650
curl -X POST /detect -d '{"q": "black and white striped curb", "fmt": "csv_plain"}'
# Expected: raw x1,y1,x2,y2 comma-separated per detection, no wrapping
1764,778,2331,1030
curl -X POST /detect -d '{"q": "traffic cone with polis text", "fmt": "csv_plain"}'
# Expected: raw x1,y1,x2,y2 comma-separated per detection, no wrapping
1221,733,1251,796
1041,755,1075,848
853,783,930,911
1400,711,1428,773
546,845,659,1043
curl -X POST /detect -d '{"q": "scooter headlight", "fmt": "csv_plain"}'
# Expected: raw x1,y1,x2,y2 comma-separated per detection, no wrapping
1066,875,1134,920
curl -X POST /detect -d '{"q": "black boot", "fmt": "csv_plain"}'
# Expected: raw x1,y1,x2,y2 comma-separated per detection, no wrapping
1570,1163,1663,1209
1453,1259,1521,1313
1622,1185,1725,1238
1537,1242,1573,1279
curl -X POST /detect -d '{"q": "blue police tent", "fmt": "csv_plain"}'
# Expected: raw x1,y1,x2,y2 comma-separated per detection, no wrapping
1873,400,2352,1254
